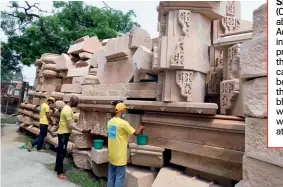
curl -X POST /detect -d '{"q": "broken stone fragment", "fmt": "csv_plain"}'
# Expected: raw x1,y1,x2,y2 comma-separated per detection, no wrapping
67,36,103,54
129,27,153,50
54,53,74,70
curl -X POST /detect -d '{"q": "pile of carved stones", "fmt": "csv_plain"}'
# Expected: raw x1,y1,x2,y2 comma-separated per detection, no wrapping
17,1,272,187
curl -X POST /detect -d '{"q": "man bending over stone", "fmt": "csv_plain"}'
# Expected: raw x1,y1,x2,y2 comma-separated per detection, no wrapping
28,97,55,152
107,103,145,187
55,96,90,181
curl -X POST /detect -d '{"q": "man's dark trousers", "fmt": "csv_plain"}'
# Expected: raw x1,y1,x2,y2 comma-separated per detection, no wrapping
31,124,48,150
55,133,70,175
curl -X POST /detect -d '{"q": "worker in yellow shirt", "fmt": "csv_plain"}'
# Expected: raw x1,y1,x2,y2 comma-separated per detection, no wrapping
28,97,55,152
55,96,90,181
107,103,145,187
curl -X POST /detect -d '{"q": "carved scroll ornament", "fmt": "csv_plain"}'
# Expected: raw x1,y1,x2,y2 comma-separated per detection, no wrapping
176,71,193,102
220,79,240,114
170,37,184,68
178,10,191,36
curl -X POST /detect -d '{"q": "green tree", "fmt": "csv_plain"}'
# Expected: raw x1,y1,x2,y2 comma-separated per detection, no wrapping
1,1,139,68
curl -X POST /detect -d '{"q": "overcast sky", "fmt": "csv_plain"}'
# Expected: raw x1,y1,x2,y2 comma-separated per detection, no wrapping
0,1,266,85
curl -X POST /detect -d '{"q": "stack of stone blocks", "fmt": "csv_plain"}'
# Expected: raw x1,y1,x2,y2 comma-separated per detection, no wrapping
17,1,275,187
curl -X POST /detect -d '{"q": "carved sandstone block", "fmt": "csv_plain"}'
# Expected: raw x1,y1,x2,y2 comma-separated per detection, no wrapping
42,77,62,85
41,84,62,92
240,35,267,79
42,70,58,78
253,3,267,37
246,117,283,168
125,165,157,187
82,83,157,99
162,70,205,102
152,167,221,187
72,149,91,170
243,77,267,118
67,66,90,77
220,79,244,116
243,155,283,187
67,36,102,54
129,143,164,168
206,66,223,95
61,84,82,94
132,46,153,73
97,54,136,84
72,131,94,148
224,44,240,80
104,35,131,61
168,11,211,46
90,160,108,177
41,53,60,64
159,36,209,74
90,147,108,164
54,53,73,70
129,27,153,50
171,151,242,181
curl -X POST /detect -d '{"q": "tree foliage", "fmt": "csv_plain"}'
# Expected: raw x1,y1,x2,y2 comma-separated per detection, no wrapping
1,1,139,76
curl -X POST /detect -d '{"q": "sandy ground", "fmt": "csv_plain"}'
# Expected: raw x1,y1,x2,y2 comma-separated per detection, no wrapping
1,125,78,187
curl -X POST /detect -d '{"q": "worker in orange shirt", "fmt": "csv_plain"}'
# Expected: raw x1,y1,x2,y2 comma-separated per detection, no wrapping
107,103,145,187
28,97,55,152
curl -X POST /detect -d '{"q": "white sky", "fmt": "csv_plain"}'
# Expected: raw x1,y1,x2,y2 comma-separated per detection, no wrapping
0,1,266,85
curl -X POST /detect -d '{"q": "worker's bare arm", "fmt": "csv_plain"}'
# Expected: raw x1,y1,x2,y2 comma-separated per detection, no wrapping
46,112,53,125
67,120,90,133
133,126,145,136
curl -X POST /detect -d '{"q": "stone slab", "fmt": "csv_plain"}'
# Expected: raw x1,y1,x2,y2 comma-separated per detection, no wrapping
253,3,266,37
42,70,58,78
67,36,102,54
42,77,62,85
123,100,218,115
240,35,266,79
82,83,157,99
246,117,283,168
54,53,73,70
72,149,91,170
90,147,108,164
152,167,223,187
71,131,94,148
41,84,62,92
243,77,266,118
243,155,283,187
61,84,82,94
41,53,60,64
125,165,157,187
142,113,245,151
158,1,226,20
171,151,242,181
67,66,90,78
104,35,131,60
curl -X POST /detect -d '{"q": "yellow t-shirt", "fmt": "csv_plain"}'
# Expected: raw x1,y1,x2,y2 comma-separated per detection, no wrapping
107,117,135,166
57,105,73,134
39,103,50,125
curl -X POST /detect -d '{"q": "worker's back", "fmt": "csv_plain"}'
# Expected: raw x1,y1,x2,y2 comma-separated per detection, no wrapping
107,117,135,166
39,102,49,125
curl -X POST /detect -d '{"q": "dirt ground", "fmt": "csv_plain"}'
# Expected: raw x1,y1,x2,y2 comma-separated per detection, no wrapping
1,125,78,187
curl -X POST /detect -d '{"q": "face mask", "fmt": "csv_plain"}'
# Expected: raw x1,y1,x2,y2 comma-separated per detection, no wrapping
122,113,127,119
